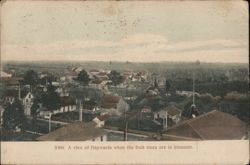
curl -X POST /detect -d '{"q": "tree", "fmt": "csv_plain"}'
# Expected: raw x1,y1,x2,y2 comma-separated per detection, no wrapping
76,70,90,86
42,85,60,111
23,70,38,87
39,73,55,85
31,99,40,131
2,99,26,131
108,70,122,86
165,80,171,93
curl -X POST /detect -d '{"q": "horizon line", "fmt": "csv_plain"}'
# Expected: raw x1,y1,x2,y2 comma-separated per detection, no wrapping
1,59,248,65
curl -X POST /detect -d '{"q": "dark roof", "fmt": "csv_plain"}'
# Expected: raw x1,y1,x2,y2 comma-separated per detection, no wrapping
89,69,99,72
0,77,23,85
164,110,247,140
101,95,121,109
60,96,76,107
97,114,110,121
37,122,107,141
3,89,29,99
91,79,103,84
98,72,107,76
82,100,97,110
103,95,120,103
162,105,181,116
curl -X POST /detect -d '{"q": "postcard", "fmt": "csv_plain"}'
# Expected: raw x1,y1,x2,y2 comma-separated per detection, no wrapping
0,0,249,164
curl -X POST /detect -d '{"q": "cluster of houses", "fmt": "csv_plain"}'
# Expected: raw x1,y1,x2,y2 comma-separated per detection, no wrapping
0,68,248,141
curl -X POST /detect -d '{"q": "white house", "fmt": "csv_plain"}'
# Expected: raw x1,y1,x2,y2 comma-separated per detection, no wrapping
92,114,110,128
23,92,34,116
57,96,77,113
40,96,77,117
0,71,12,77
176,90,200,98
154,105,182,128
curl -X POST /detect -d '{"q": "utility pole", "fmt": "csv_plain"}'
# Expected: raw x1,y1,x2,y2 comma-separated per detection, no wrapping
79,100,83,122
192,72,195,106
45,113,52,132
191,72,196,108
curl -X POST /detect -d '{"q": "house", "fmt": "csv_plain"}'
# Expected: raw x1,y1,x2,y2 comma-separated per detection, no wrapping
141,106,152,113
0,77,23,86
176,90,200,98
2,89,33,116
162,110,247,140
36,121,107,141
82,100,100,114
89,79,107,89
23,92,35,116
89,69,100,75
154,106,182,124
140,106,154,119
92,114,110,128
41,96,77,117
71,67,83,73
101,95,129,116
0,71,12,77
55,87,69,97
58,96,76,113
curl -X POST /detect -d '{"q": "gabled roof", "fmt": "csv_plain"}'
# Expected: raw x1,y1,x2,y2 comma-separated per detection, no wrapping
161,106,181,116
101,95,121,109
165,110,247,140
97,114,110,121
37,122,107,141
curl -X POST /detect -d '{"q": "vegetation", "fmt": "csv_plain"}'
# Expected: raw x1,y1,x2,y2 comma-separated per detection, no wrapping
41,85,60,111
23,70,39,87
76,70,90,86
2,99,26,131
108,70,123,86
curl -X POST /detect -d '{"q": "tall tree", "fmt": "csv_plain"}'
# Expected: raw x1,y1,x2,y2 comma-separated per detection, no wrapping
2,99,26,131
23,70,38,88
39,73,55,85
31,99,40,131
42,85,60,111
165,80,171,93
76,70,90,86
108,70,122,86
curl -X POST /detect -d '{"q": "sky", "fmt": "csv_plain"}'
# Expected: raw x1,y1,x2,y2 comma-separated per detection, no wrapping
1,1,249,63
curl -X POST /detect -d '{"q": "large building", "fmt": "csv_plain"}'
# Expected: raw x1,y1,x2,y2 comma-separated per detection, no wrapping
162,110,247,140
36,122,107,141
